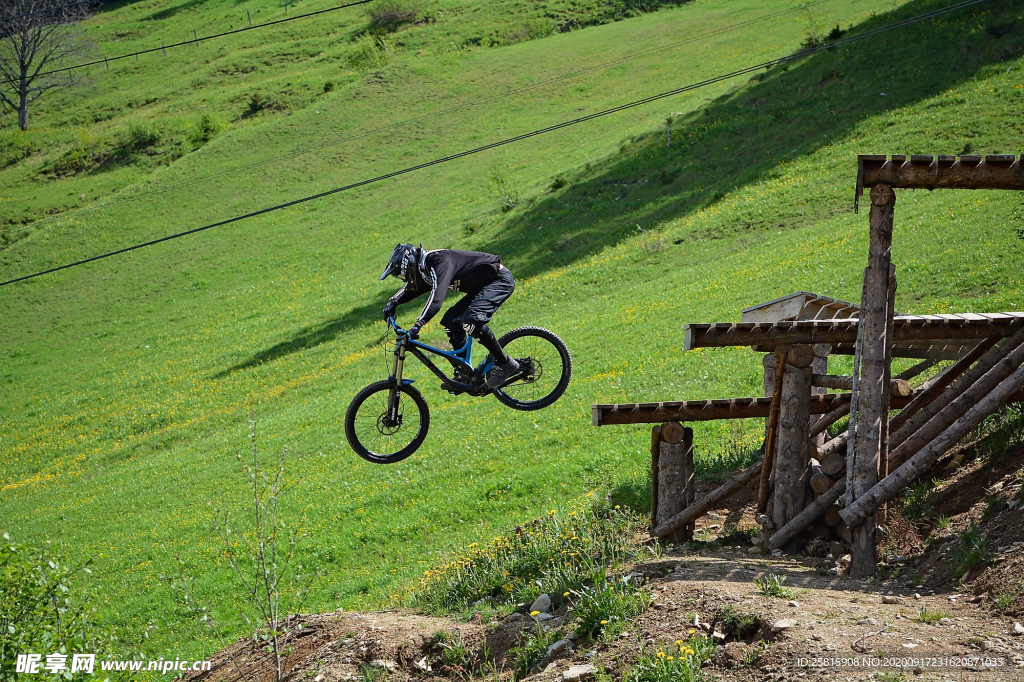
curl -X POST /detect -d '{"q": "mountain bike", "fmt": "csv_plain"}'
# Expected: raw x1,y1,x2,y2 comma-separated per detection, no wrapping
345,317,572,463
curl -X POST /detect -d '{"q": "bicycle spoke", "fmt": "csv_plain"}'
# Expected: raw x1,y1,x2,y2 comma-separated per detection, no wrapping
500,333,565,403
352,387,422,457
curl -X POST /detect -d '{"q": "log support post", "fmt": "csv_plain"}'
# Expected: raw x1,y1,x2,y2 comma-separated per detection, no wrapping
655,421,694,544
811,344,830,448
771,344,814,552
847,183,896,578
763,353,778,444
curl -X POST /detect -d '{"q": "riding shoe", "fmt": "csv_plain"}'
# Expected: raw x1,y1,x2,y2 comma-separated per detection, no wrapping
486,358,520,389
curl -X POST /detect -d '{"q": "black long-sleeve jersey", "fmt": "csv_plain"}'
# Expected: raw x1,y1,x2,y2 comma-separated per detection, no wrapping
388,249,503,326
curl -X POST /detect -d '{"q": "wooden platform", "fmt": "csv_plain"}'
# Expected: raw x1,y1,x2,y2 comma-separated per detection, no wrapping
592,392,920,426
592,388,1024,427
684,313,1024,351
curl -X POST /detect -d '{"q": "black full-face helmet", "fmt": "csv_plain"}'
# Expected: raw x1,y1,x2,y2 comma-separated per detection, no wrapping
379,243,418,282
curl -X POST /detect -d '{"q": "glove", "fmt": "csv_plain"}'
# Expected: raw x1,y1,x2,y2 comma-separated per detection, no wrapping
382,301,396,322
407,324,421,339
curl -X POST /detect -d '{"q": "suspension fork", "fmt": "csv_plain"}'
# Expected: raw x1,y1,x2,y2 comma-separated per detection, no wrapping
387,338,407,421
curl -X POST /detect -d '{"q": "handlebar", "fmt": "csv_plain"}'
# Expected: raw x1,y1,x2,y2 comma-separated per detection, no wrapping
387,317,417,339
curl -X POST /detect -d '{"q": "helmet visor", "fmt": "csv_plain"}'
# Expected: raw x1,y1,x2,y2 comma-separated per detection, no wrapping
379,244,408,281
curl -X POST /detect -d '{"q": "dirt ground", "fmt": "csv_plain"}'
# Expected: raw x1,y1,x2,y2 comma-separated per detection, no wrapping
186,546,1024,681
188,443,1024,682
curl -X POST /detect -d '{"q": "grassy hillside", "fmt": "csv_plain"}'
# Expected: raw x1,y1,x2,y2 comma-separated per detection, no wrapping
2,0,1024,661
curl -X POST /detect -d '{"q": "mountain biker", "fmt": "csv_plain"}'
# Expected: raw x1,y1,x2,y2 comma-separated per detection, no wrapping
379,244,520,389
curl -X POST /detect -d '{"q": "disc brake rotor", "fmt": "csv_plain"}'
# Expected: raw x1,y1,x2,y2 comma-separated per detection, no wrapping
377,412,403,435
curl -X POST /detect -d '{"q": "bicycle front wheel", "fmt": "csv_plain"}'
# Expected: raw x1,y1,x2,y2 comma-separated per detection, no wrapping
492,326,572,411
345,380,430,464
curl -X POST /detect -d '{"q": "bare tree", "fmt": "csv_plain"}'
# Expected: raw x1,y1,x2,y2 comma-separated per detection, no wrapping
0,0,91,131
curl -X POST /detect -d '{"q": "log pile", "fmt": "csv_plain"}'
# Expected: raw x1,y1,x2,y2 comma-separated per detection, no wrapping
593,154,1024,577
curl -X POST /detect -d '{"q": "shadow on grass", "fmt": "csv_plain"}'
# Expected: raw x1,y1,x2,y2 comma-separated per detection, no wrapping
474,0,1023,280
212,295,389,377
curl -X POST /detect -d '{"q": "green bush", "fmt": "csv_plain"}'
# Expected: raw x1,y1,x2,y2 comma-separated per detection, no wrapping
0,534,115,680
506,17,555,44
348,35,394,71
123,121,160,149
187,113,223,149
365,0,425,32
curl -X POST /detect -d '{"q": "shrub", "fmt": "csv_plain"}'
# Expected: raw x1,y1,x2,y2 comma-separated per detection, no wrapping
348,35,394,71
800,9,828,49
187,113,223,148
489,164,521,212
505,17,555,44
366,0,425,32
173,421,318,682
123,121,160,149
0,534,116,679
246,92,266,116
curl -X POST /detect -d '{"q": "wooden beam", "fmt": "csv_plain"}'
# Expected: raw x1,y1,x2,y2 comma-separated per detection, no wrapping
810,344,972,361
767,479,845,550
812,374,911,396
592,392,921,426
758,349,788,513
855,154,1024,213
841,363,1024,528
894,359,938,382
888,329,1024,470
653,459,763,539
685,313,1024,351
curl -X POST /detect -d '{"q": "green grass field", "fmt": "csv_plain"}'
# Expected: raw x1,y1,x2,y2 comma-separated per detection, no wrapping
2,0,1024,660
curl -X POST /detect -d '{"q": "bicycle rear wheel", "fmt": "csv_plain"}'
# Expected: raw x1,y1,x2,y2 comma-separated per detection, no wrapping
345,380,430,464
492,326,572,411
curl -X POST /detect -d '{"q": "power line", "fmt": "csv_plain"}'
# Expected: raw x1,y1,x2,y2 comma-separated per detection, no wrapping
0,0,374,87
20,0,837,231
0,0,987,289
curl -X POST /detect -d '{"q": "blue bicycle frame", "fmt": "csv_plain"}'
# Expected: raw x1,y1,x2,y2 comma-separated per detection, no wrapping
386,317,498,393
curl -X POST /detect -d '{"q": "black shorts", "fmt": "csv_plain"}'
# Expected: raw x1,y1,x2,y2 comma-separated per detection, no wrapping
440,267,515,333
